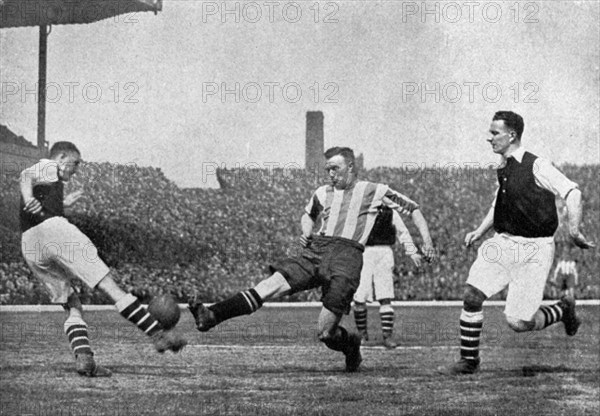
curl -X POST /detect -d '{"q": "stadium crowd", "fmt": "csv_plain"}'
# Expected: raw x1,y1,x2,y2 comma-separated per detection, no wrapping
1,162,598,304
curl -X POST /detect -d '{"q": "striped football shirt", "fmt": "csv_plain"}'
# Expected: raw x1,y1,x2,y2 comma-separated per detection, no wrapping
305,181,419,245
554,260,578,283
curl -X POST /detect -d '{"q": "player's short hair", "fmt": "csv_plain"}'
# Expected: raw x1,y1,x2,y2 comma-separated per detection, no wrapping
493,111,524,140
50,141,80,158
324,147,355,165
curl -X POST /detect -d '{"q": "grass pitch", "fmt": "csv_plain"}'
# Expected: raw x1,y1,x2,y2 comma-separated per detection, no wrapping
1,304,598,416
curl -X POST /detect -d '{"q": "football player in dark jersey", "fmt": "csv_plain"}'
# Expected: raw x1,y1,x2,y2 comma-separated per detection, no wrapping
20,141,186,377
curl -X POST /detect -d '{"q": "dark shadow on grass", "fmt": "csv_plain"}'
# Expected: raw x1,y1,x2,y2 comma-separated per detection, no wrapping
251,365,345,375
519,365,588,377
0,363,73,373
113,364,197,377
249,364,416,376
473,365,596,378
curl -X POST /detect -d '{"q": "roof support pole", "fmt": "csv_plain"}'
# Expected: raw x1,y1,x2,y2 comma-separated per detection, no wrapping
37,24,47,151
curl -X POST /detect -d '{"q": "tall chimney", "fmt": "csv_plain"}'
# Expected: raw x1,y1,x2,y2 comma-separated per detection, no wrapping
305,111,324,171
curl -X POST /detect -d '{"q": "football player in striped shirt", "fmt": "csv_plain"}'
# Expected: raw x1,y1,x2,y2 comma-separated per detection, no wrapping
20,142,187,377
189,146,436,372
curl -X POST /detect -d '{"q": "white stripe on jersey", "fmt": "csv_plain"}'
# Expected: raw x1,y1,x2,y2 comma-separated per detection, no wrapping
324,188,345,235
340,181,368,240
355,183,390,245
556,260,577,275
306,181,419,245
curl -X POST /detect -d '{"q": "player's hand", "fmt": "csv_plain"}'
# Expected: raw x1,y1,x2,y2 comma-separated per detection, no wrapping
464,230,482,248
421,243,437,263
23,198,42,215
569,230,596,249
64,190,84,207
410,253,423,268
299,235,312,248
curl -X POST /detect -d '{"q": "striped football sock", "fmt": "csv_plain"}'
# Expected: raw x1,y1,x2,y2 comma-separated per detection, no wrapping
209,289,263,324
353,307,368,333
533,303,564,330
64,316,92,356
459,310,483,361
116,294,162,337
380,305,394,339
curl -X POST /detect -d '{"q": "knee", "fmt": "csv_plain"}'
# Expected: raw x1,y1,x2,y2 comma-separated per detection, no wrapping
506,316,535,332
317,321,339,342
254,272,291,300
463,285,486,312
318,328,334,343
353,302,367,312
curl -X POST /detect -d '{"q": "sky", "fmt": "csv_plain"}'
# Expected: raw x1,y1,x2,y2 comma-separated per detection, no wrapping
1,0,599,188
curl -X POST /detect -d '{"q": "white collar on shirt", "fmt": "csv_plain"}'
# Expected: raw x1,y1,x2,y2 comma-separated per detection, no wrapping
502,146,526,164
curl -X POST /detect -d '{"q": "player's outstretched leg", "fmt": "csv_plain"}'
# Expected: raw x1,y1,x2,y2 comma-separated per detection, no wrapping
380,301,397,349
439,285,486,375
188,288,264,332
318,307,362,372
532,296,581,336
63,295,111,377
116,294,187,353
97,274,187,353
353,303,369,341
189,273,291,332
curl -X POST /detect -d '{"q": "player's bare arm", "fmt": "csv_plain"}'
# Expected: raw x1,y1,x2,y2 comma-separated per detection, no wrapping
63,189,84,207
400,236,423,267
19,169,42,215
409,253,423,268
393,210,422,267
564,189,595,249
410,209,437,262
300,213,315,247
552,264,561,281
465,206,495,247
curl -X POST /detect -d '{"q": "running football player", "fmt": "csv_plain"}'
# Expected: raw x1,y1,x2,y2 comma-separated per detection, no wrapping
440,111,595,375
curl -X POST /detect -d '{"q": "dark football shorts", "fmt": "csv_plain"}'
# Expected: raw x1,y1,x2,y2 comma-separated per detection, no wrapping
558,274,576,291
270,236,364,315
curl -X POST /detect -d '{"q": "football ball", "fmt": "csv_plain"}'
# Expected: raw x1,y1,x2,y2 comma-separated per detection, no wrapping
148,294,181,330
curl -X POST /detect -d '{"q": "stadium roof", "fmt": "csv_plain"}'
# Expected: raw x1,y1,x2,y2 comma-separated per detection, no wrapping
0,125,36,147
0,0,161,28
0,0,162,150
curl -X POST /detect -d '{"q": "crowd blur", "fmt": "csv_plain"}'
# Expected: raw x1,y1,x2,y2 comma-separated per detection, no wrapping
1,162,598,304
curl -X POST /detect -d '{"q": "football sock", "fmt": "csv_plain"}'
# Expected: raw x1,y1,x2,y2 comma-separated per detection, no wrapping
380,304,394,339
533,303,564,330
459,309,483,361
116,294,161,336
64,316,92,356
321,326,351,353
353,306,367,334
209,289,263,324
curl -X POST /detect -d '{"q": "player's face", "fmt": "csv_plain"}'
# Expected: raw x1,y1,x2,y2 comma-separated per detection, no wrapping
325,155,354,190
487,120,514,156
57,152,81,181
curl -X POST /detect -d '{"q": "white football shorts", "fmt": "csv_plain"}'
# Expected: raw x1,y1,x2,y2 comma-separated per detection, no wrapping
353,245,395,303
21,217,110,303
467,233,555,321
